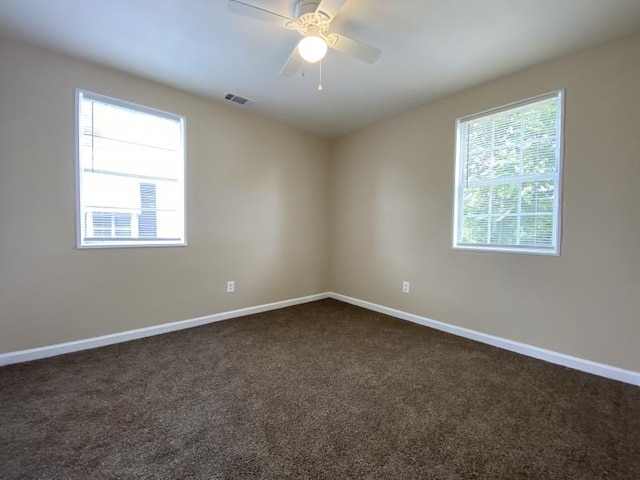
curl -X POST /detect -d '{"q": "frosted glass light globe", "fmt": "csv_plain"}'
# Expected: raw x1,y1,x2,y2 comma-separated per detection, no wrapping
298,35,328,63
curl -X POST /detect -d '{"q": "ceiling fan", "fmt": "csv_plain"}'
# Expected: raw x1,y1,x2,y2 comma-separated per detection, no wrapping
228,0,381,88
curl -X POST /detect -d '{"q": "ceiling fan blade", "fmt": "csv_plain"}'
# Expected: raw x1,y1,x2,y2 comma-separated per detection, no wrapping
280,47,304,76
329,33,382,64
315,0,347,21
228,0,294,28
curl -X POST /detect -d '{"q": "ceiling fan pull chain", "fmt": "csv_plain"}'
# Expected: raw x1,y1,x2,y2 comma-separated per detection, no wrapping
318,60,323,91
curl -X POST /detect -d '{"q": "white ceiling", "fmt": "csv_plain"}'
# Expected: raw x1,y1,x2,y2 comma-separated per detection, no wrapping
1,0,639,137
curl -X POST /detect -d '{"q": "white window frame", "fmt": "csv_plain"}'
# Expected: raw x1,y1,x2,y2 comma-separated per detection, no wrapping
75,89,187,249
452,90,564,256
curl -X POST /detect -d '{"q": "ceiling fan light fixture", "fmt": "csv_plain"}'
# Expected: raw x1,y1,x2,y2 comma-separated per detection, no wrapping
297,35,327,63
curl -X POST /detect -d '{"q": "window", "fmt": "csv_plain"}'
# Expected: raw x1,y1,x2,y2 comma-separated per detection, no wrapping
453,91,563,255
76,90,186,248
90,212,132,237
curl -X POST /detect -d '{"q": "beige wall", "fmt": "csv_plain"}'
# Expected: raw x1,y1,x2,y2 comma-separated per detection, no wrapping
330,32,640,372
0,38,331,353
2,33,639,374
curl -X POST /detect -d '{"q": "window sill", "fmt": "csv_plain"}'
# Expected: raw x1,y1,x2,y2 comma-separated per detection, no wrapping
452,244,559,256
77,241,188,250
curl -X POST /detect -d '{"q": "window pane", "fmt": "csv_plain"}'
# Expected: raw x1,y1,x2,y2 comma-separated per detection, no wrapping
522,140,557,174
521,181,555,214
139,183,157,237
114,213,131,229
520,215,554,246
84,136,179,179
462,216,488,244
490,183,519,215
89,101,181,151
494,111,523,150
466,120,492,183
467,119,492,152
523,100,557,140
463,186,490,216
156,211,183,239
490,215,518,245
92,213,111,229
466,151,492,183
493,111,523,179
492,146,520,178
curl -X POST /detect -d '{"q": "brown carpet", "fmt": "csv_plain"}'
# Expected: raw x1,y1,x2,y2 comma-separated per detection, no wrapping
1,299,639,479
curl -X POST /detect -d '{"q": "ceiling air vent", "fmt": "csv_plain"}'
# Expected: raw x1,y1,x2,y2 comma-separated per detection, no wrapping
224,93,254,107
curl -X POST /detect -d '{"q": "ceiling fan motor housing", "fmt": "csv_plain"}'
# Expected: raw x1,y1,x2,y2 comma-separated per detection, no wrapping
228,0,381,72
291,0,334,42
295,0,322,20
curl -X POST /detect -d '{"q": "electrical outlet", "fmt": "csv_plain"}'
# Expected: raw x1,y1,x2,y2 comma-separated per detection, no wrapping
227,281,235,293
402,281,410,293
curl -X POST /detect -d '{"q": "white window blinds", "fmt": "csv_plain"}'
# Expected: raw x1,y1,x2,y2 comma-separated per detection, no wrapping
453,91,563,255
76,90,186,248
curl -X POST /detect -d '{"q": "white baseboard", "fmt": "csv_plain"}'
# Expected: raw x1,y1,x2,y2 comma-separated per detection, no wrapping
329,292,640,387
3,291,639,387
0,292,330,367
